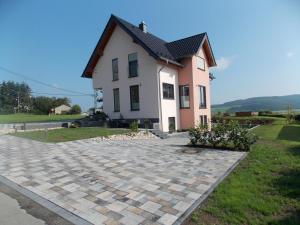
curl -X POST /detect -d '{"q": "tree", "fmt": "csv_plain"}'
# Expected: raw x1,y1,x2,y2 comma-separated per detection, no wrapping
0,81,31,114
69,104,81,114
31,96,71,114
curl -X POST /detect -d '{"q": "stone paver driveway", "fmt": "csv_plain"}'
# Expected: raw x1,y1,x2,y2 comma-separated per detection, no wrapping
0,135,245,225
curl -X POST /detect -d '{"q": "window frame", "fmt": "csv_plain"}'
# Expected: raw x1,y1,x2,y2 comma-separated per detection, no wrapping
196,56,205,71
179,85,190,108
162,83,175,100
128,53,138,78
112,58,119,81
199,85,207,109
200,115,208,125
113,88,120,112
129,85,140,111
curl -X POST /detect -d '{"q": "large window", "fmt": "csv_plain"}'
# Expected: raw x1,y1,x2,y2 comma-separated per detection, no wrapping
112,58,118,81
130,85,140,111
128,53,138,77
113,88,120,112
196,56,205,70
199,85,207,108
162,83,174,99
179,85,190,108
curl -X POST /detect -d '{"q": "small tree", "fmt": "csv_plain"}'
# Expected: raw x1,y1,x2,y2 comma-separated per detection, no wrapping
70,105,81,114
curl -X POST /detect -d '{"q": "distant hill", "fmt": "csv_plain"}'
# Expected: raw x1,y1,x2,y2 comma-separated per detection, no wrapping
212,94,300,113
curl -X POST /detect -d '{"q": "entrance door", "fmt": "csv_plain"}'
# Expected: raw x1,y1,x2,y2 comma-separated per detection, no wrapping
168,117,176,132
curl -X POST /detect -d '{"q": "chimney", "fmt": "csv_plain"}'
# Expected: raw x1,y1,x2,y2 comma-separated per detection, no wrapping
138,21,147,33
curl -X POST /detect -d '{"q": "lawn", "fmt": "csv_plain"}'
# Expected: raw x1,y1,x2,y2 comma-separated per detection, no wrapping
189,120,300,225
0,113,84,124
11,127,129,143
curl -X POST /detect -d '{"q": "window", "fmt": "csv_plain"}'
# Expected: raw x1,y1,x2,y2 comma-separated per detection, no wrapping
179,85,190,108
163,83,174,99
200,115,208,126
130,85,139,111
113,88,120,112
128,53,138,77
199,85,207,108
112,58,118,81
196,56,205,70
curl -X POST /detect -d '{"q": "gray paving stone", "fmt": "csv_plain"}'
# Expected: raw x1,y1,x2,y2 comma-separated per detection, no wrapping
0,135,245,225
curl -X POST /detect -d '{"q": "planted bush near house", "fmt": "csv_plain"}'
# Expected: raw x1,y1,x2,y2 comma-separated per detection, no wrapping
189,120,258,151
129,121,139,133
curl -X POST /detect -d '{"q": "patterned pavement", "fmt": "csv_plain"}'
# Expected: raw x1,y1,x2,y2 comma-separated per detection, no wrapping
0,135,245,225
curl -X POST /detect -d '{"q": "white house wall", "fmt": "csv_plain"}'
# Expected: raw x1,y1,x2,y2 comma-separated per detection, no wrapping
92,26,159,120
157,65,180,132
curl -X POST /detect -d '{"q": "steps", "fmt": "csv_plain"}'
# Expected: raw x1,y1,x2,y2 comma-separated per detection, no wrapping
149,129,169,139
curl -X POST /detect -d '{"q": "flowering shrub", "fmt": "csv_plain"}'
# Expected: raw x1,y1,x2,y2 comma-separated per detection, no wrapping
189,120,258,151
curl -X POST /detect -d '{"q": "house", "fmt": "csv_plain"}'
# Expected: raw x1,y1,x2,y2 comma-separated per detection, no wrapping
82,15,216,132
54,104,71,115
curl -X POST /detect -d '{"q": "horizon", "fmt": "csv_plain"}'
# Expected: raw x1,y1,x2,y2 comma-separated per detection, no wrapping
1,0,300,111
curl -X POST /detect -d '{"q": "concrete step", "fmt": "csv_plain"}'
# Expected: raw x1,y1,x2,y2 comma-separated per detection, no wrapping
149,129,169,139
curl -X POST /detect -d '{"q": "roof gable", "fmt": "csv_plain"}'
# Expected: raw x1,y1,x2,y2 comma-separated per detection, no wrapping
82,15,216,78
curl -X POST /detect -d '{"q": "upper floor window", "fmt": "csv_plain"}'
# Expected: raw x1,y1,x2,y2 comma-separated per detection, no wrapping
163,83,174,99
112,58,118,81
130,85,140,111
199,85,207,108
179,85,190,108
196,56,205,71
128,53,138,77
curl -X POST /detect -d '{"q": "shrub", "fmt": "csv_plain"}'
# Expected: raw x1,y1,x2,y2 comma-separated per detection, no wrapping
130,121,139,133
295,114,300,121
189,120,257,151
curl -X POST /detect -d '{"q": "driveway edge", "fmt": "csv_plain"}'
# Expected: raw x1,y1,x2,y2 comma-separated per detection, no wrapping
174,151,248,225
0,175,92,225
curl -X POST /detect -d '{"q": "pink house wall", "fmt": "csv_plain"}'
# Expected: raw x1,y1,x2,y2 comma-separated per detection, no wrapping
178,47,211,130
178,58,194,129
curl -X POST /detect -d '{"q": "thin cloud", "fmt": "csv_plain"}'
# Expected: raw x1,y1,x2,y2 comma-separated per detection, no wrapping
286,51,295,58
213,56,236,72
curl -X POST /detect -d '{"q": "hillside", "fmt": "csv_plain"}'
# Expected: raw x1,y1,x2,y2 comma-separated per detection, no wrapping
213,94,300,113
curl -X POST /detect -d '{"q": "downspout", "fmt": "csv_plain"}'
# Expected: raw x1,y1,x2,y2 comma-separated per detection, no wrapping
157,59,169,131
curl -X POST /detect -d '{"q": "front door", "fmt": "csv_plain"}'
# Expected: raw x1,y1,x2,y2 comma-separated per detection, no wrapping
168,117,176,132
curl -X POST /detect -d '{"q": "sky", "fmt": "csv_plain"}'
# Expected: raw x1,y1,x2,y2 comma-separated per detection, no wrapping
0,0,300,111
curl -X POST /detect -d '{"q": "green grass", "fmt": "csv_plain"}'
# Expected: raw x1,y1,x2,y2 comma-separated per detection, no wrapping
0,113,84,124
190,122,300,225
11,127,128,143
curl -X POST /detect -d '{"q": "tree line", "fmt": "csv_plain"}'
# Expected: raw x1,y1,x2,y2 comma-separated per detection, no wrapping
0,81,81,114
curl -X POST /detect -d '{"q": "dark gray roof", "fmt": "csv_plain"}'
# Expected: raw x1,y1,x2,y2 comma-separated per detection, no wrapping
82,15,216,77
114,15,208,64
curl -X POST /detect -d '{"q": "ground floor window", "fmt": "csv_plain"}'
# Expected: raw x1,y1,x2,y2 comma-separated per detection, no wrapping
113,88,120,112
168,117,176,131
200,115,208,126
199,85,207,108
130,85,140,111
179,85,190,108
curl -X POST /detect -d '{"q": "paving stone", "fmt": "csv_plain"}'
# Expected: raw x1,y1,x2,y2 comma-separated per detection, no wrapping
0,135,245,225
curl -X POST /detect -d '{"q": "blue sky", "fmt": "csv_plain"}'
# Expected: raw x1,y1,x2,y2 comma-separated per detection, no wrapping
1,0,299,111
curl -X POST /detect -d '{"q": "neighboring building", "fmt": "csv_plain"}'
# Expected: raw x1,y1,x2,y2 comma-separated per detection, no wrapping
54,104,71,115
235,111,259,117
82,15,216,132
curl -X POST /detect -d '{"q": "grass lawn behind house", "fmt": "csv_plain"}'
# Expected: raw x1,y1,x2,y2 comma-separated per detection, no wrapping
0,113,84,124
189,118,300,225
11,127,128,143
